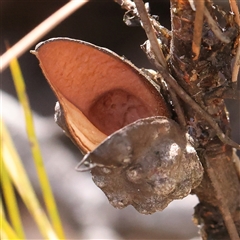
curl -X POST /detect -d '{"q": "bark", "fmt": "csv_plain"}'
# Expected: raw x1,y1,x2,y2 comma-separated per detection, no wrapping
169,0,240,239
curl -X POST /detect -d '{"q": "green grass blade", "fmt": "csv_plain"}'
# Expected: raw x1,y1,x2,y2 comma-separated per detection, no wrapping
1,120,59,239
1,159,25,239
8,55,65,239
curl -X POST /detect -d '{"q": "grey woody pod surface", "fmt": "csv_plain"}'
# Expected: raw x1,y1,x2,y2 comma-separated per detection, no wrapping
78,116,203,214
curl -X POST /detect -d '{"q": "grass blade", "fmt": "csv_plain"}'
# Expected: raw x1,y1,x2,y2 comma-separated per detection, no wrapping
1,160,25,239
8,56,65,238
1,120,59,239
1,216,20,240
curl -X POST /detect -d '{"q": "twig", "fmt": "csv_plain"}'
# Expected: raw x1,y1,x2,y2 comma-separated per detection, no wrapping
229,0,240,83
206,158,240,240
232,37,240,83
203,6,231,44
192,0,205,60
233,150,240,180
114,0,135,11
204,85,240,100
188,0,196,11
0,0,88,72
229,0,240,26
116,1,185,127
168,89,186,127
133,0,167,68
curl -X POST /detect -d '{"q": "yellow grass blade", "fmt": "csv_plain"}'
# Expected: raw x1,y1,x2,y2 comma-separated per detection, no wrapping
1,216,20,240
0,194,6,218
1,159,25,239
1,120,59,240
8,55,65,239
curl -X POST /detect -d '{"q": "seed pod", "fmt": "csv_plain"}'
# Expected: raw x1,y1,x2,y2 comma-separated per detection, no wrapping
78,116,203,214
33,38,203,214
33,38,170,152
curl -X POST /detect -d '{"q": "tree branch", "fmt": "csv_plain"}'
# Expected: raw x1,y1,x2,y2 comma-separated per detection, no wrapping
206,158,240,240
133,0,240,150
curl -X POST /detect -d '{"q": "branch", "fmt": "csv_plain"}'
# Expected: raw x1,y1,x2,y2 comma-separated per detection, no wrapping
206,158,240,240
132,0,240,150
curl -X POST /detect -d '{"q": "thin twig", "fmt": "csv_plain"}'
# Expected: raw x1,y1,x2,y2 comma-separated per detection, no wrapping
114,0,135,10
204,86,240,100
203,6,231,44
0,0,88,72
133,0,167,68
229,0,240,26
188,0,196,11
232,37,240,83
192,0,205,60
229,0,240,83
233,150,240,181
168,89,186,127
206,158,240,240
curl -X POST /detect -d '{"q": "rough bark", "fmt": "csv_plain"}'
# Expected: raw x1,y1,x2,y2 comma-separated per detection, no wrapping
169,0,240,239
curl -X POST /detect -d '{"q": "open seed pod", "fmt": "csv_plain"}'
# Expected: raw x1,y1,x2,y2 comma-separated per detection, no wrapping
33,38,203,214
78,116,203,214
33,38,170,152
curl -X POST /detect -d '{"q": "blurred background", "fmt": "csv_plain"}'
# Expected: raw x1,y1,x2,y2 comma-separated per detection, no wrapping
1,0,239,239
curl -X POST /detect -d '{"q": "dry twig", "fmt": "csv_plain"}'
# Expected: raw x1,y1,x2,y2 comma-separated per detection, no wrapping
168,89,187,127
229,0,240,83
229,0,240,26
0,0,88,72
203,6,231,44
192,0,205,60
133,0,167,68
232,37,240,83
114,0,135,11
